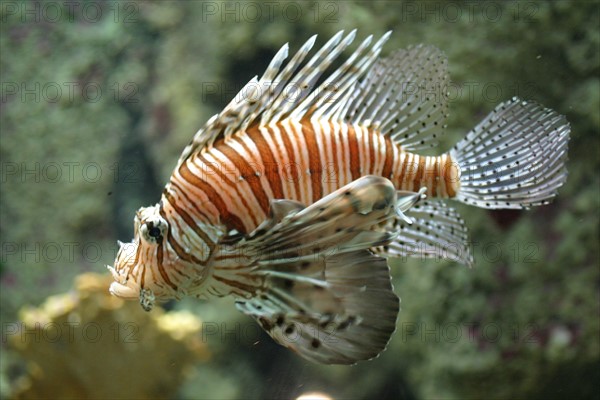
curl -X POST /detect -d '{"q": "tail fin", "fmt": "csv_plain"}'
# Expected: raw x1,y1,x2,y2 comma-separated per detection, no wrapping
450,97,569,209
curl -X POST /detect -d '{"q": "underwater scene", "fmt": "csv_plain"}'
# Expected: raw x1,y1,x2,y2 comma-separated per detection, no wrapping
1,1,599,399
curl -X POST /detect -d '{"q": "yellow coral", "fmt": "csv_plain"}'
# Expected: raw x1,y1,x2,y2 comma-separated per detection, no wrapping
8,273,209,399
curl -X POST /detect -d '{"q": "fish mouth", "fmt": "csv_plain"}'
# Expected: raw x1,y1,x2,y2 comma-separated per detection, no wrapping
107,264,139,299
108,280,139,300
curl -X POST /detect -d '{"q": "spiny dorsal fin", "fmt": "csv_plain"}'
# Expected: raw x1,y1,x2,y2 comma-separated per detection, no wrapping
178,32,449,168
345,45,450,151
177,39,292,166
176,30,392,167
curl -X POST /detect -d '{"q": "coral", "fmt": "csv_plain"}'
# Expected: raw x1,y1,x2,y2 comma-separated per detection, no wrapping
7,273,208,399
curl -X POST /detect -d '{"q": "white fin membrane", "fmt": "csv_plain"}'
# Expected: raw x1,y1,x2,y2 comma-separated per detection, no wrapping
450,97,569,209
345,45,450,151
376,199,473,267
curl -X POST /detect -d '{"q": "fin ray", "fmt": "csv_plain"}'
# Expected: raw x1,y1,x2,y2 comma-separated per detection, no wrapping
451,97,569,209
210,176,419,364
375,199,473,267
346,45,450,150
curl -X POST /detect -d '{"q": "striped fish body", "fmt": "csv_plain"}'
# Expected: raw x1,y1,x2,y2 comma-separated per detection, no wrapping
168,119,457,236
109,30,569,364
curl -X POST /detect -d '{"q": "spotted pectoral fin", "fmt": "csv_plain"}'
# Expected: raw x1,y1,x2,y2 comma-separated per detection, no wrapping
240,175,413,254
235,250,399,365
212,176,416,364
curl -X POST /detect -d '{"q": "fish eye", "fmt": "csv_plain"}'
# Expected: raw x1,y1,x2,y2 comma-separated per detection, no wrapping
139,218,167,244
148,226,162,239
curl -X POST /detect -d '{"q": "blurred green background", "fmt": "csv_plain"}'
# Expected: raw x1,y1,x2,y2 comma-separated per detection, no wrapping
1,1,598,399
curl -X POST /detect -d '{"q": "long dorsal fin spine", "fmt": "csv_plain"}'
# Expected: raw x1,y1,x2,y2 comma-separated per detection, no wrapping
308,34,375,120
180,31,451,169
311,32,392,122
261,35,317,123
287,30,358,120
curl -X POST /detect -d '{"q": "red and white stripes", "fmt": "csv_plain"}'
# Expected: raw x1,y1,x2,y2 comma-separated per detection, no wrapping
164,120,459,238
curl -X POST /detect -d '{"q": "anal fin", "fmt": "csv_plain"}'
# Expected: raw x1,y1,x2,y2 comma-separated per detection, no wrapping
375,199,473,267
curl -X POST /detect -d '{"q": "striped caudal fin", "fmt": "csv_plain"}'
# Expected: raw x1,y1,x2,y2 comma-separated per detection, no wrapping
450,97,569,209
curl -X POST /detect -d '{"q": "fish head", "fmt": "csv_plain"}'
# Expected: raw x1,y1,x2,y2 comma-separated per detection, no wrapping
108,204,190,311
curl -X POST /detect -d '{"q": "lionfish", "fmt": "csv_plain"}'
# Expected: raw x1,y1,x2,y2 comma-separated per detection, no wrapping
108,30,569,364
